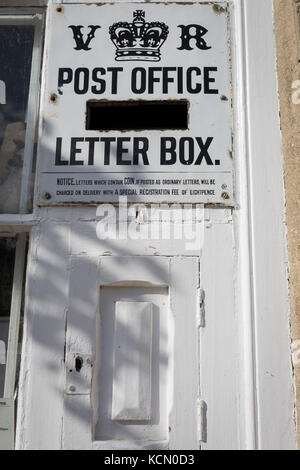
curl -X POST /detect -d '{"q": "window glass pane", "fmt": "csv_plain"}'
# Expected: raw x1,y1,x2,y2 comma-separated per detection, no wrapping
0,25,36,213
0,237,16,318
0,237,26,398
0,237,16,397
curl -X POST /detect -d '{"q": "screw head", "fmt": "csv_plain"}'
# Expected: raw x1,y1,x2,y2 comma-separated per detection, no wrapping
69,385,76,392
50,93,58,104
213,4,226,14
42,192,52,200
221,192,230,200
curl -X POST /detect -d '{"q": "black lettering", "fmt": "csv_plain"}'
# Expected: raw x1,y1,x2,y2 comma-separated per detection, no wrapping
68,25,100,51
70,137,85,165
187,67,201,94
177,67,183,94
133,138,149,165
195,137,214,165
107,67,123,94
148,67,161,94
132,68,146,94
91,68,106,94
117,138,131,165
179,137,194,165
58,68,73,95
162,67,176,94
85,137,99,165
55,137,68,165
204,67,218,94
177,24,211,51
74,68,89,95
101,137,115,165
161,137,177,165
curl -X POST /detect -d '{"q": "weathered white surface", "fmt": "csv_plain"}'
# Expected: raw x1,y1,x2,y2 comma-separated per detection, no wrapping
200,219,239,450
16,223,71,450
168,257,199,450
112,301,153,422
232,0,257,449
96,285,169,444
62,255,199,449
66,352,94,396
237,0,297,450
12,0,297,452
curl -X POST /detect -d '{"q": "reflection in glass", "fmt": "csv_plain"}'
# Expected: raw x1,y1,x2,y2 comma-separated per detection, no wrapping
0,237,16,396
0,26,35,213
0,237,16,318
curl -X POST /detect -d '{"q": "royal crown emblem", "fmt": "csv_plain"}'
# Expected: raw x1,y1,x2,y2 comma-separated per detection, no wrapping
109,10,169,62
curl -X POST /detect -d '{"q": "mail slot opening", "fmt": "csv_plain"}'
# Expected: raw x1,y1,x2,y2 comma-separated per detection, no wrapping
86,100,189,131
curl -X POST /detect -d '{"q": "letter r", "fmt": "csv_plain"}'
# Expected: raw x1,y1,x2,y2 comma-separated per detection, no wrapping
177,24,211,51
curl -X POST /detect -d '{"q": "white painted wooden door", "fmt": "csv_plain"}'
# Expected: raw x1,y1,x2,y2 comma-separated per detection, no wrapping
63,256,200,450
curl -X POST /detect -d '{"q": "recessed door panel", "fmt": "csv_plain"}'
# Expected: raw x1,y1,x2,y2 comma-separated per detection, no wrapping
95,287,169,442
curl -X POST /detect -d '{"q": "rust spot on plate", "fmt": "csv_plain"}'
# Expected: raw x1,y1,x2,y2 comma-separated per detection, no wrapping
50,93,58,104
213,4,227,15
221,191,230,200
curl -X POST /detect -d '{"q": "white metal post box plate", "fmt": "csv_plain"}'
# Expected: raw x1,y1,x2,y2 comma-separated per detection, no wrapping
38,2,233,205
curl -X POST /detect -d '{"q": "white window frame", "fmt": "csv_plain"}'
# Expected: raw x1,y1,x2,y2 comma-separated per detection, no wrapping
233,0,296,449
0,8,45,450
0,9,44,222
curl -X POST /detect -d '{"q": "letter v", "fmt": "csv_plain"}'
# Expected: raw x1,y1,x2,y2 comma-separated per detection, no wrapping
68,25,101,51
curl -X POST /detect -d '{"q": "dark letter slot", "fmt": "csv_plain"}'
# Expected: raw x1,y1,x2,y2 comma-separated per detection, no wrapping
86,100,189,131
